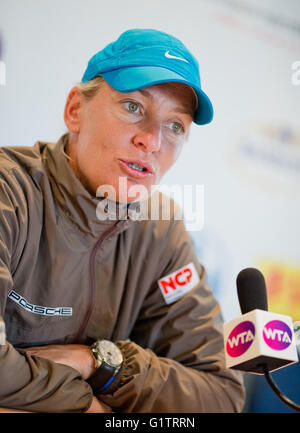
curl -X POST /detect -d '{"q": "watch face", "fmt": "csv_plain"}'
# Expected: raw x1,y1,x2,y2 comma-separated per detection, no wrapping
98,340,123,368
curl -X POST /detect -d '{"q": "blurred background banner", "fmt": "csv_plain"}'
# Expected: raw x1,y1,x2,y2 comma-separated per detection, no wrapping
1,0,300,413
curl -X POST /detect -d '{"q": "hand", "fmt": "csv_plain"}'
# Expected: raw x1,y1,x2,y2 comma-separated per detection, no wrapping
23,344,96,380
85,396,113,413
23,344,113,413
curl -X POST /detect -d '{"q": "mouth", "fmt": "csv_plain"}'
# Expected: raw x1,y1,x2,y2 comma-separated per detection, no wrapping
119,159,154,179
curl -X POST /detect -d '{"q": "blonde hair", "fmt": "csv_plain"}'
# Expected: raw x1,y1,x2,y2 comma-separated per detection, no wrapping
76,75,105,100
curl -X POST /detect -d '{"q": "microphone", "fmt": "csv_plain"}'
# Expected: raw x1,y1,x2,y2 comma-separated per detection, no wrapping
223,267,300,411
223,267,298,373
236,267,268,314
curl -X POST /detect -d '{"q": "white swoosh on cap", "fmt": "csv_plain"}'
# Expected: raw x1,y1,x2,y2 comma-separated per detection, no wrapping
165,51,189,63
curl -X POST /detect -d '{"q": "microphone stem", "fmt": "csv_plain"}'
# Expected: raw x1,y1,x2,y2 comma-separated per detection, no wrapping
260,364,300,412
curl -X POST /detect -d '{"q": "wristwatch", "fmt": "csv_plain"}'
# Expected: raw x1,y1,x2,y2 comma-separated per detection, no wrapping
87,339,123,395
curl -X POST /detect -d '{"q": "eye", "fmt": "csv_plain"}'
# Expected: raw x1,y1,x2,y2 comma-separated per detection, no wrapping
124,101,141,114
168,121,185,135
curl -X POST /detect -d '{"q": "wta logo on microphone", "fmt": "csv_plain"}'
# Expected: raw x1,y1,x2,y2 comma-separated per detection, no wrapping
263,320,293,351
223,309,298,374
226,321,255,357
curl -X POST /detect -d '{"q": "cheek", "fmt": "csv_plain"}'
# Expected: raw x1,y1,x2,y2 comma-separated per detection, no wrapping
157,142,183,178
172,142,184,162
80,115,130,157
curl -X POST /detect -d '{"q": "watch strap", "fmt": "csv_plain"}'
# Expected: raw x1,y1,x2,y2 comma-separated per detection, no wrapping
87,361,119,394
98,363,124,395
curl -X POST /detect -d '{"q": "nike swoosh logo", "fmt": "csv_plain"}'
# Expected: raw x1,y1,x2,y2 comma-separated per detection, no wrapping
165,51,189,63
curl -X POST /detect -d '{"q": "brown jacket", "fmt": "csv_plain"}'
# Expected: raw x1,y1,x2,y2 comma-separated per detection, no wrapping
0,134,245,412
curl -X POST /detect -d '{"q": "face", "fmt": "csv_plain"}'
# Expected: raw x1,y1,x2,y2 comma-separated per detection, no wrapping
65,80,195,202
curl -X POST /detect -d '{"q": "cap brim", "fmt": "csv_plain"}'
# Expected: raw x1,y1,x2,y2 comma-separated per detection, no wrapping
101,66,213,125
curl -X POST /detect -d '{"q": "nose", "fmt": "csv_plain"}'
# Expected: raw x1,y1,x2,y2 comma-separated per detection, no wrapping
132,124,161,153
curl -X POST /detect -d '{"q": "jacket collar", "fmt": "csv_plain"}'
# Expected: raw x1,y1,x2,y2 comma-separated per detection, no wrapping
38,133,140,242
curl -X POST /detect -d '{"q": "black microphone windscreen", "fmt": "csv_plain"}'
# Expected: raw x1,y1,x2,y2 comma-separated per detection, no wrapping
236,267,268,314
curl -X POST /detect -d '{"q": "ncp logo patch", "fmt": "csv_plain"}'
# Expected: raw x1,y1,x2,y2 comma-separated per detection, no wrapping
158,262,200,305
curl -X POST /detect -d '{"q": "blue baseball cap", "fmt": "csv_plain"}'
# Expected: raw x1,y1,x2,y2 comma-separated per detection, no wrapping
81,29,213,125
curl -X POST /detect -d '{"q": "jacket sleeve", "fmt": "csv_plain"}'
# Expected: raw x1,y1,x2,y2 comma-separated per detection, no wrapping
100,217,245,413
0,172,93,412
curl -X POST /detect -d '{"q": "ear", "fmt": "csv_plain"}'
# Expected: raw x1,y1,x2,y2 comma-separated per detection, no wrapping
64,87,83,133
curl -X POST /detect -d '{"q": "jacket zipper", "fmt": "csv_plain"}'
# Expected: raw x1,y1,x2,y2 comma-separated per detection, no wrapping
74,222,121,341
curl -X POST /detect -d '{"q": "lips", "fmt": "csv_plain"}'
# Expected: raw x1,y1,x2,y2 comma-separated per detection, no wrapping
119,159,154,179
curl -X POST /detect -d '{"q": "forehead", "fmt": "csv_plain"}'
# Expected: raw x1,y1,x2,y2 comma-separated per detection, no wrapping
108,81,197,118
142,83,196,112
